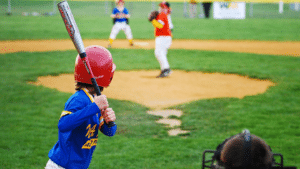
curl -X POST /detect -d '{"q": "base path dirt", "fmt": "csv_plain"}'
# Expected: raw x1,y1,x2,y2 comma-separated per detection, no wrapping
1,39,300,56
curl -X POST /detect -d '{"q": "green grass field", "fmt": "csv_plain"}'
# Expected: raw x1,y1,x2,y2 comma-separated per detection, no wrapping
1,1,300,169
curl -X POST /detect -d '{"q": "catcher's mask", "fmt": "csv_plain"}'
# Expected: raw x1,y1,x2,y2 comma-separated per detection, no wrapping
201,130,295,169
74,45,116,88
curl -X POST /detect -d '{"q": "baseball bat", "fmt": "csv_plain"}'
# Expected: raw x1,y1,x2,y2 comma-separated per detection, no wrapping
57,0,115,127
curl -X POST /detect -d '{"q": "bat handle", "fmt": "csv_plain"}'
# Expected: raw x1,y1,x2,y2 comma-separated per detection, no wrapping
91,78,102,96
90,78,115,127
80,53,116,128
106,121,116,127
91,78,116,127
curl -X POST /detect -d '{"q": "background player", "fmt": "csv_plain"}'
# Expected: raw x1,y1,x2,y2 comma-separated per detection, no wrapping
45,46,117,169
148,2,172,78
108,0,133,48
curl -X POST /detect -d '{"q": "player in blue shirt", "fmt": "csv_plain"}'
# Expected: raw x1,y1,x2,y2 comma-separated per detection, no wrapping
45,46,117,169
108,0,134,48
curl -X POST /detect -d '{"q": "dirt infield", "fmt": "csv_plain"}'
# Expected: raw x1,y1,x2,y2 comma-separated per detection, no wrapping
11,39,282,109
1,39,300,56
30,71,274,136
4,39,281,109
31,71,274,109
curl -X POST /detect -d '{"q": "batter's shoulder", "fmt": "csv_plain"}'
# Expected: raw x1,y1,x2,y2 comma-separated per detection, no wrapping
65,90,90,109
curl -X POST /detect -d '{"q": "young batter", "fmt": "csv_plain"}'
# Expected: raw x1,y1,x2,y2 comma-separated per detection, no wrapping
108,0,133,48
149,2,172,78
45,46,117,169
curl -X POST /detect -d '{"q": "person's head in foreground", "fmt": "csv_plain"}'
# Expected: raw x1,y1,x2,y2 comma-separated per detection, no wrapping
214,130,273,169
202,130,297,169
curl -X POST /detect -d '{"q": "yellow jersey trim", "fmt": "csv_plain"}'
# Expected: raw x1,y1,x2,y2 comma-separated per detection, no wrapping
60,111,72,118
82,88,94,103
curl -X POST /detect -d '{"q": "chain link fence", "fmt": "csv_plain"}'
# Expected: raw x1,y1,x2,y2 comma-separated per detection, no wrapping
0,0,299,19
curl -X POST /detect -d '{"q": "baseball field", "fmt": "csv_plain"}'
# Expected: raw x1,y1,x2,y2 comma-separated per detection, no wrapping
1,0,300,168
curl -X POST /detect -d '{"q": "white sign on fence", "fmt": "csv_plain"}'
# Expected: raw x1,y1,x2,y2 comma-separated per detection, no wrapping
213,2,246,19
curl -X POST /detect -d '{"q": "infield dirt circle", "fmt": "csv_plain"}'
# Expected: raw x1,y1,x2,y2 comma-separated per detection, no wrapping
3,39,299,109
6,39,298,135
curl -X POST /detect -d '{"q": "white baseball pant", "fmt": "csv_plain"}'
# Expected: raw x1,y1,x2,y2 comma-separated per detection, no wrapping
155,36,172,70
45,159,65,169
109,22,133,40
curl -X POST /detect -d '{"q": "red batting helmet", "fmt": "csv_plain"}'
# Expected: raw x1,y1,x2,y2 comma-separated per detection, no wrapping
74,45,116,87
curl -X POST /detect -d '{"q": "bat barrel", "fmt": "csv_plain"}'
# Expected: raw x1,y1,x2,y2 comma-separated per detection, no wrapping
57,1,85,54
57,1,116,128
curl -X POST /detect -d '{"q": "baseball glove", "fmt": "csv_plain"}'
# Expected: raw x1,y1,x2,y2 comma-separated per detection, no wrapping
148,11,159,22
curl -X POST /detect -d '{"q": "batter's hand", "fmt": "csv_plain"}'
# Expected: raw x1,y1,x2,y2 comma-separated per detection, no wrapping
102,108,116,123
94,95,109,110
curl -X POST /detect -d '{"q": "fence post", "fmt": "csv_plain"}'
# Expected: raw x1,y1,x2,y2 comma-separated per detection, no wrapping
198,2,204,18
53,0,56,14
152,1,156,11
183,0,188,17
279,1,284,14
249,2,253,17
7,0,12,15
105,0,109,15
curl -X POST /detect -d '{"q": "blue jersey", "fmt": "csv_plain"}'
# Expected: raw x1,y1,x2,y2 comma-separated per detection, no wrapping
112,7,129,23
48,88,117,169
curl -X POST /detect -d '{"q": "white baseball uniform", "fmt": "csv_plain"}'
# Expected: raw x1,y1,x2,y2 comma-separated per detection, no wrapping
109,7,133,40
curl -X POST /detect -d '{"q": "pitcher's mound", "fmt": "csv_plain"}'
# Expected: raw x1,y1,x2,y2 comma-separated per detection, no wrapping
29,70,274,109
